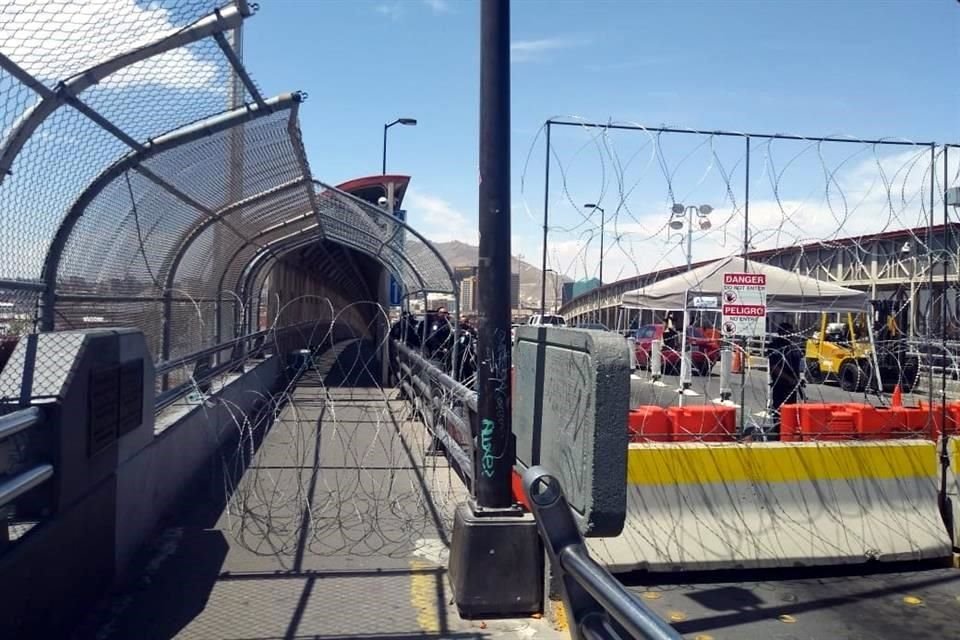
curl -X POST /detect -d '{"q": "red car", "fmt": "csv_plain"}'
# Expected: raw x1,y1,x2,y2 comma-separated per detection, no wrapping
633,324,721,376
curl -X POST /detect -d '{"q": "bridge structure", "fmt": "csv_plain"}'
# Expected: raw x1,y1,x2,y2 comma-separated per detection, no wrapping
3,3,960,640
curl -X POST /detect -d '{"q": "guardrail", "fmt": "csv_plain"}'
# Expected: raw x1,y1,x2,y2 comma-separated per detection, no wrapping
521,466,681,640
393,340,475,485
154,322,319,411
0,407,53,550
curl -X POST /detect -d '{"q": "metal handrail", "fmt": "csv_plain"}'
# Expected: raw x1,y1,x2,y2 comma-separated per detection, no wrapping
154,322,319,410
393,339,475,483
0,408,52,514
394,340,477,410
522,466,681,640
0,464,53,511
0,407,40,440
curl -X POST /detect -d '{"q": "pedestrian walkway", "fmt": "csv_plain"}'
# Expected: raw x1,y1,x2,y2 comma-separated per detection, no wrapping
72,374,563,640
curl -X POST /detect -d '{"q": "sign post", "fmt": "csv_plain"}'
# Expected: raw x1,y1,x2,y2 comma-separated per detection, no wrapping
721,272,767,338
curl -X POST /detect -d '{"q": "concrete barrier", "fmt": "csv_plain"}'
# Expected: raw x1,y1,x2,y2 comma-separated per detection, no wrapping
588,440,952,572
513,326,630,537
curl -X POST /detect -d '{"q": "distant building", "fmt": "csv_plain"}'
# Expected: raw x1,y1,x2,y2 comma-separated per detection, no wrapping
454,265,478,283
510,272,520,308
461,276,477,313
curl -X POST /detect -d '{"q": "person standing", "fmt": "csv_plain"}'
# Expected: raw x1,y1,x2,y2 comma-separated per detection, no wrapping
766,322,804,439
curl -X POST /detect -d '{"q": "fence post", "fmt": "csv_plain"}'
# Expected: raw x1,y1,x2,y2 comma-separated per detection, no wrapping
448,0,542,618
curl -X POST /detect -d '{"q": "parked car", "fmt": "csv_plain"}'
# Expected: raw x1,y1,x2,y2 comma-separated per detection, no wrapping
633,324,720,376
527,314,566,326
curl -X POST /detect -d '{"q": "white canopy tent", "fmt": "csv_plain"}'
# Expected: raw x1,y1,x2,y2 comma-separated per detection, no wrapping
620,256,877,409
620,257,869,313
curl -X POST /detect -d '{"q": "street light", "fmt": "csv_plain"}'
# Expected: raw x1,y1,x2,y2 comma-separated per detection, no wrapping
584,203,605,323
668,203,713,269
382,117,417,175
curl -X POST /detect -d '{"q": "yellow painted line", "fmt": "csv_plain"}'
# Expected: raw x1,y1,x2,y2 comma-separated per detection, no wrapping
409,559,440,633
551,600,569,631
627,441,936,485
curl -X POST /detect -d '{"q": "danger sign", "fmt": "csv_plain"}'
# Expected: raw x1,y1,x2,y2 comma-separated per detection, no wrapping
721,272,767,337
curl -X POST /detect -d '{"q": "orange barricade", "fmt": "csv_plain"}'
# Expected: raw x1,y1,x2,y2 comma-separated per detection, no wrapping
628,406,671,442
779,403,867,441
667,405,737,442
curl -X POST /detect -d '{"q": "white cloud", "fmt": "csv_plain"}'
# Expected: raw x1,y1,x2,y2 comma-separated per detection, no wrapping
423,0,451,14
0,0,221,90
375,2,404,20
405,190,479,245
511,37,589,63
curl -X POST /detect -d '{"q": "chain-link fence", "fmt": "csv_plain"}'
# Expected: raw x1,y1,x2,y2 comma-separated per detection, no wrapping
525,121,959,443
1,0,456,405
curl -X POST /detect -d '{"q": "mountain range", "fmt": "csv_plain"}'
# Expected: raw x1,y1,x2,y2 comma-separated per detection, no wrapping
428,240,568,308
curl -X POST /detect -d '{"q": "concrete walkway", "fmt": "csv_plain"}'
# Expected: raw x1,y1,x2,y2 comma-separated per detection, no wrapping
72,375,563,640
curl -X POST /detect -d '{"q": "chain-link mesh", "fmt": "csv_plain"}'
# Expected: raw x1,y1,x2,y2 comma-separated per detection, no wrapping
527,122,958,443
2,0,455,379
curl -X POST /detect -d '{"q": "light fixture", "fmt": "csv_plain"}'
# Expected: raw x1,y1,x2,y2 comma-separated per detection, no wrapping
671,203,685,215
397,118,417,126
698,204,713,215
669,219,684,230
698,218,712,231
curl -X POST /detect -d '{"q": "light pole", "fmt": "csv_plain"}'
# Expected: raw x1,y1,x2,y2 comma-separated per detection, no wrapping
668,203,713,269
382,117,417,174
584,203,605,323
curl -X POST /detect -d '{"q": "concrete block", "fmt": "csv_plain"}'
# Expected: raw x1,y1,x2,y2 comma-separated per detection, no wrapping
448,504,542,617
590,440,952,571
513,326,630,537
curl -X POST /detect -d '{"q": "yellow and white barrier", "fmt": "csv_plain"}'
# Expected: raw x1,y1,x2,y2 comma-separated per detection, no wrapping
588,440,952,572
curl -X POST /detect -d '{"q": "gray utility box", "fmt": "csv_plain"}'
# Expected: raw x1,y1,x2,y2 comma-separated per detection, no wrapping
512,326,629,537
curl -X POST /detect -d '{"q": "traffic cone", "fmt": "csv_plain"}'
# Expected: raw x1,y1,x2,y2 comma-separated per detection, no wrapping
892,383,902,407
731,348,743,374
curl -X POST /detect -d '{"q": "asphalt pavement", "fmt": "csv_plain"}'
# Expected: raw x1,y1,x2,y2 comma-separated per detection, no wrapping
629,366,921,434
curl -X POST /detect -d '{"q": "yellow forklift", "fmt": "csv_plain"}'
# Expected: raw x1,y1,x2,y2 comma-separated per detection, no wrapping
804,299,919,393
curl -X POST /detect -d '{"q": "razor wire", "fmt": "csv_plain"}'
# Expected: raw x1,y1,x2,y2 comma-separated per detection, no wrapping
164,296,471,565
520,120,960,444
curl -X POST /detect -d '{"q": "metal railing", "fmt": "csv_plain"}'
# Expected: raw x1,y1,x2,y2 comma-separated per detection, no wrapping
0,407,53,549
521,466,681,640
154,321,320,411
393,340,475,485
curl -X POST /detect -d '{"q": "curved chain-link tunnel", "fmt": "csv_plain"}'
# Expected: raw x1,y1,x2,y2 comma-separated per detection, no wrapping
0,0,456,381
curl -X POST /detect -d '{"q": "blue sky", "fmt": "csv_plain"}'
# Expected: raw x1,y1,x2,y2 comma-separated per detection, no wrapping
244,0,959,282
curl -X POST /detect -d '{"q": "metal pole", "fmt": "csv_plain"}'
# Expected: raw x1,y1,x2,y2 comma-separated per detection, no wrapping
740,136,750,433
928,144,936,415
597,208,605,321
382,123,389,175
540,121,551,318
686,206,693,269
475,0,513,509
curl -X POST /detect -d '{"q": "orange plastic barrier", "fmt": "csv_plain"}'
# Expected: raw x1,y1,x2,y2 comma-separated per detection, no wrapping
667,405,737,442
628,406,671,442
917,401,960,436
780,403,867,441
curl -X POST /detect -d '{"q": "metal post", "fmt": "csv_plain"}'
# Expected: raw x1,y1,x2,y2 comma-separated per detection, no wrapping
598,208,605,318
740,136,750,433
540,121,551,318
928,144,936,415
382,123,388,175
475,0,513,509
686,206,693,269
